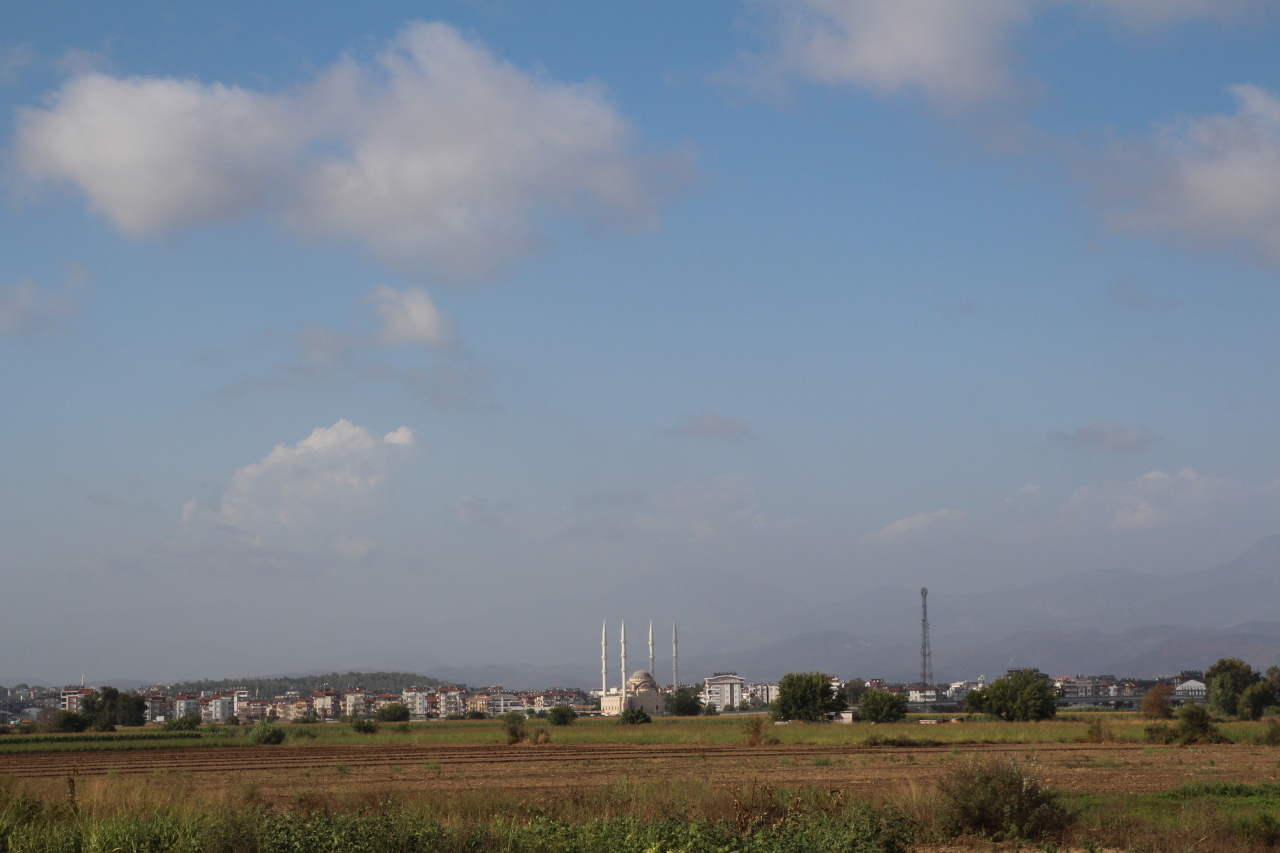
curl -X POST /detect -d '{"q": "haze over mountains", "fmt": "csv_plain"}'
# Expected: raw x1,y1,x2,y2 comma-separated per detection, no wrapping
6,536,1276,692
436,535,1280,688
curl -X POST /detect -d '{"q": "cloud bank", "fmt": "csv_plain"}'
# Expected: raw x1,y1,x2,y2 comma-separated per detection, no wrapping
1051,421,1154,452
14,22,689,278
181,419,414,566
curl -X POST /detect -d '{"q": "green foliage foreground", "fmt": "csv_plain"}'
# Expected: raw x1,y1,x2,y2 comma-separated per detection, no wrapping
0,796,913,853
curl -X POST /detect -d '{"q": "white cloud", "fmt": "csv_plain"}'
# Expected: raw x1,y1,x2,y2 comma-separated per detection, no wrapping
662,412,754,440
1095,85,1280,263
14,22,687,278
369,286,451,348
1051,420,1154,452
738,1,1266,111
747,0,1028,108
868,508,965,543
1068,468,1272,532
183,419,414,539
0,265,88,337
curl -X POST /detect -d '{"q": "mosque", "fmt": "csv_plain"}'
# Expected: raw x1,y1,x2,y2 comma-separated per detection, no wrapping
598,620,675,717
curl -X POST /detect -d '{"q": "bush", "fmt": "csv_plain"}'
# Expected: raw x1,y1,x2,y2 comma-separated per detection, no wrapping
965,669,1057,722
1239,682,1274,721
771,671,847,722
860,689,909,723
162,713,202,731
291,713,319,725
50,711,90,733
547,704,577,726
936,755,1073,841
501,711,526,745
247,720,286,745
667,685,703,716
1142,683,1174,719
350,718,378,734
618,707,652,725
744,715,776,746
1145,703,1229,745
225,715,240,726
375,703,411,722
1251,718,1280,746
466,710,487,720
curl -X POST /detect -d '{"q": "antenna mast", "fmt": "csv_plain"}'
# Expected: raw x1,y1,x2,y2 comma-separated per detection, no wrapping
920,587,934,692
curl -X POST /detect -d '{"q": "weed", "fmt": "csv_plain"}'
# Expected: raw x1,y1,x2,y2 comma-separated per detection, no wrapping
334,762,348,775
350,718,378,735
246,720,285,745
935,755,1073,842
423,759,442,774
744,715,771,747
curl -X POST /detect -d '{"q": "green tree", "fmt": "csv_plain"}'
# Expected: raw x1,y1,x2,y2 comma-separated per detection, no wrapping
771,672,847,722
618,707,651,724
500,711,526,744
858,689,908,723
375,703,411,722
844,678,868,704
967,670,1057,722
1239,682,1274,721
667,686,703,717
547,704,577,726
1206,658,1260,717
50,710,90,732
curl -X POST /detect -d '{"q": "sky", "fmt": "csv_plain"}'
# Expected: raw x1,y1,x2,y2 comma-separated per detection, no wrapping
2,0,1279,686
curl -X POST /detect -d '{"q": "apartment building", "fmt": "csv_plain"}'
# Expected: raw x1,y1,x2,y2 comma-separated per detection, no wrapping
701,673,745,712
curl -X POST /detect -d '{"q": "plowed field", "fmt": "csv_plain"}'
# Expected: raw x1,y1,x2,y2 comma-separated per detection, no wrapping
4,741,1277,805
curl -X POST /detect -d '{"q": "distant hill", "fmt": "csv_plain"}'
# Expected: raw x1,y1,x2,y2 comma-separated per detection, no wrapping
166,671,440,697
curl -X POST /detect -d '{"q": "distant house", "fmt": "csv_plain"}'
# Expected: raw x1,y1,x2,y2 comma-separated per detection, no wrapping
312,690,338,720
60,688,94,714
1174,679,1207,702
173,694,200,719
701,673,745,713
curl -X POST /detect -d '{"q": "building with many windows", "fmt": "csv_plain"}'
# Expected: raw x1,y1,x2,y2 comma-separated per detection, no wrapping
701,674,745,713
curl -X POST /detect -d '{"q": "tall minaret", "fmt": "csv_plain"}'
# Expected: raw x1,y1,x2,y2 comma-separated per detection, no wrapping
601,620,607,699
648,620,655,677
672,621,679,689
621,620,628,706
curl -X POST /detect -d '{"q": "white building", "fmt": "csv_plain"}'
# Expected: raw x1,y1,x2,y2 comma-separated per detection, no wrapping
947,681,981,700
702,674,745,712
748,683,779,706
402,687,436,719
601,671,666,716
487,693,526,716
1174,679,1207,702
908,687,938,703
202,694,234,723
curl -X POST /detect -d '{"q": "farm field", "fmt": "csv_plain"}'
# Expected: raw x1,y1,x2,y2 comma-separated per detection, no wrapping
4,716,1280,850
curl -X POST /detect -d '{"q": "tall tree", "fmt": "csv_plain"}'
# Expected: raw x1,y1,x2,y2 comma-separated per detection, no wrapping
770,672,846,722
1205,658,1259,717
966,670,1057,722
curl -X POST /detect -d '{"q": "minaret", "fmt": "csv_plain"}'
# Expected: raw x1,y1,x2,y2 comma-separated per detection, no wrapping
673,621,679,690
621,620,628,707
648,620,655,677
601,620,608,699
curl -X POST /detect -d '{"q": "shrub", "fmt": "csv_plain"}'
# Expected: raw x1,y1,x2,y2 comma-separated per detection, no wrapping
744,715,775,746
247,720,286,745
701,704,720,716
668,685,703,716
771,671,847,722
0,724,10,735
547,704,577,726
1251,719,1280,746
1237,813,1280,846
1239,683,1274,721
1141,683,1174,719
1078,718,1116,743
860,690,909,723
163,713,202,731
618,707,652,725
965,670,1057,722
466,710,487,720
1146,703,1229,745
375,703,411,722
50,711,90,733
936,756,1073,841
501,711,526,745
291,713,319,725
225,715,240,726
350,718,378,734
533,728,551,744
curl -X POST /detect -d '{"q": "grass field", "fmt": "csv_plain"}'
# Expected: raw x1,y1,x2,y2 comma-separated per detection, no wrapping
3,711,1275,753
5,714,1280,850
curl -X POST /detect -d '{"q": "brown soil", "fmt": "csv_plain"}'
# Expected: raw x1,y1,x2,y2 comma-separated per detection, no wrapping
4,741,1277,806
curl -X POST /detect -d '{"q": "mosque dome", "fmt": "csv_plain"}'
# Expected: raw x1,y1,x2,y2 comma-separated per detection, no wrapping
627,670,659,692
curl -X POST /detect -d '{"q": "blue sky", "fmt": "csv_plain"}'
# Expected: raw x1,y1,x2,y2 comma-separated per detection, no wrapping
2,1,1279,684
